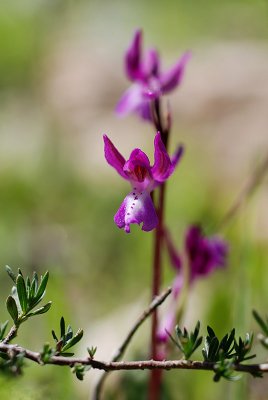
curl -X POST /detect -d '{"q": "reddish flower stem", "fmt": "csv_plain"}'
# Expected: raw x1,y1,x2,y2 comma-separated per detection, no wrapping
149,183,166,400
149,98,170,400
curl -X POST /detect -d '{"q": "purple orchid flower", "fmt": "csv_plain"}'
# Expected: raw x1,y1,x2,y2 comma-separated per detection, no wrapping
116,29,191,121
103,132,183,233
185,225,228,281
157,225,228,344
164,224,228,282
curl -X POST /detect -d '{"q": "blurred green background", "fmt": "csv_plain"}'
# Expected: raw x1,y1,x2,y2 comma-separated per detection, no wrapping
1,0,268,399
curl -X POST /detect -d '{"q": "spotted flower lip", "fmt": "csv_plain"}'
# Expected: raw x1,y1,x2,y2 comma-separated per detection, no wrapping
116,29,191,121
103,132,184,233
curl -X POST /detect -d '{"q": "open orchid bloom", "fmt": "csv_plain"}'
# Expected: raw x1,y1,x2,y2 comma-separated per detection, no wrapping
104,132,183,233
116,29,191,121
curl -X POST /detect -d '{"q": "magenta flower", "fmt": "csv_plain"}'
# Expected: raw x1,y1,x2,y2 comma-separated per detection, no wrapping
185,225,228,281
104,132,183,233
165,225,228,282
157,226,228,345
116,29,191,121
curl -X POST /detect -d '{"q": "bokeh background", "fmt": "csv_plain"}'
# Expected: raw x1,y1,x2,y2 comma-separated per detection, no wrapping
0,0,268,399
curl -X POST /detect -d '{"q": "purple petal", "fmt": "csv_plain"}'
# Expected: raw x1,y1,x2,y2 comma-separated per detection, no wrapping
123,144,153,190
185,225,228,281
142,48,160,79
142,77,161,100
114,190,158,233
136,101,153,121
160,51,191,93
125,29,143,81
103,135,128,179
124,148,151,174
115,84,144,117
171,145,184,169
210,240,228,267
151,132,173,182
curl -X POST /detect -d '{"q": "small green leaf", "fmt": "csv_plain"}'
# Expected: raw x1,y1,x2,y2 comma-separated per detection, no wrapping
34,271,49,303
51,330,58,343
224,328,235,353
18,268,24,277
27,302,52,317
41,343,55,363
192,336,203,353
87,346,97,358
193,321,201,340
207,326,216,338
6,296,18,324
65,326,73,342
5,266,16,284
26,277,31,301
30,277,38,302
26,276,31,289
0,320,9,340
60,317,65,338
16,274,28,314
33,271,38,288
72,364,90,381
60,352,74,357
62,329,83,352
170,322,203,360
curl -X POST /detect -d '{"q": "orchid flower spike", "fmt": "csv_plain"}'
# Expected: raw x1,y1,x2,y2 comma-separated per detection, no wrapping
104,132,184,233
116,29,191,121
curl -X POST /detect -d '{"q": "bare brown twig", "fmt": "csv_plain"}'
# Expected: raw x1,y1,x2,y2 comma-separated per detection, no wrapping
0,342,267,374
2,325,18,344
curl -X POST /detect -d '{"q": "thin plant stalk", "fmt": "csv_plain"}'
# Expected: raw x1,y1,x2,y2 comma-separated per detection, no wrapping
149,98,170,400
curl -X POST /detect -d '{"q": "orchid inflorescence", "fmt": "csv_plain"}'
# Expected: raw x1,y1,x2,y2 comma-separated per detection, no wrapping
0,27,268,400
104,29,228,369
